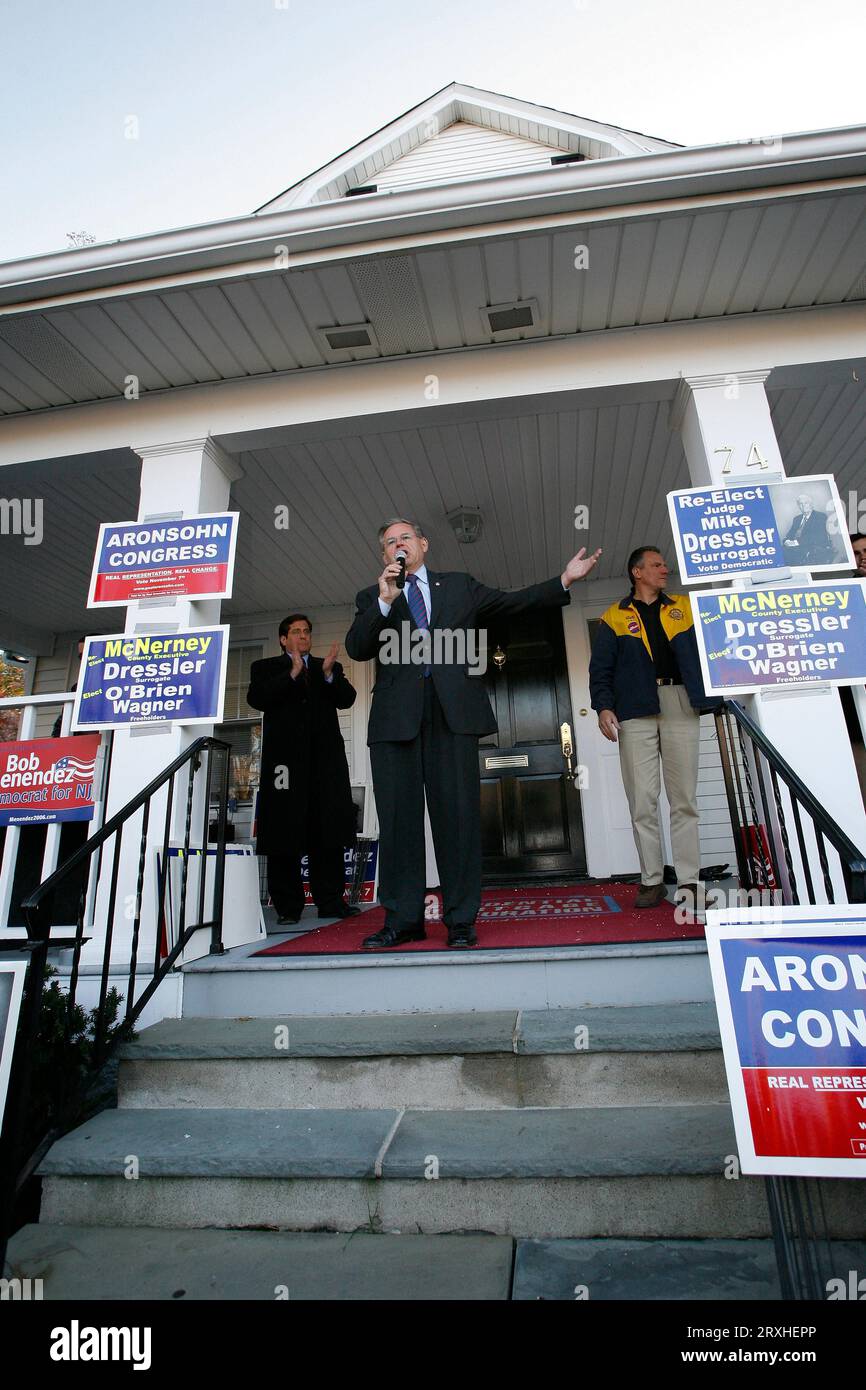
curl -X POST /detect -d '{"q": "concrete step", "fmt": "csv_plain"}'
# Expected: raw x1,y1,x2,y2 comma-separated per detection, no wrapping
4,1225,512,1300
37,1101,866,1240
9,1226,866,1301
179,939,714,1016
118,1004,727,1110
511,1237,866,1301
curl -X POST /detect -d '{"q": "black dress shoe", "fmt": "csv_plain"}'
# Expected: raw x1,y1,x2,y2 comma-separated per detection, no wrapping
362,925,426,950
447,924,477,949
317,902,361,919
277,913,302,926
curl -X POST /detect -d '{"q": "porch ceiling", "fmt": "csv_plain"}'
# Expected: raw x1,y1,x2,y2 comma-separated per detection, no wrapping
1,187,865,417
1,378,865,649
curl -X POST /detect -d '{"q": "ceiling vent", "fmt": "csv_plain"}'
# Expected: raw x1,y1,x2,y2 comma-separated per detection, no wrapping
481,299,540,339
318,324,380,359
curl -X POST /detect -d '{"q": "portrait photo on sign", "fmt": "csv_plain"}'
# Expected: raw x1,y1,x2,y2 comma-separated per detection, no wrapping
768,479,850,570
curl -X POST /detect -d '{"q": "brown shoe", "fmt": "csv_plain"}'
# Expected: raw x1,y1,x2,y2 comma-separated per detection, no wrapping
634,882,667,909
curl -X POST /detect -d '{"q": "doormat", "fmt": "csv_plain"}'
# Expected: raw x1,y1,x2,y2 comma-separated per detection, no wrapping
252,883,703,956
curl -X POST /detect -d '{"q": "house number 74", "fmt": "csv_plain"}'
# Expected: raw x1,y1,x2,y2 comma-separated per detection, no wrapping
714,443,771,474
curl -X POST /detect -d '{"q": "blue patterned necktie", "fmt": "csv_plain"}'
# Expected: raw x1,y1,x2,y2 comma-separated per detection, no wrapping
406,572,431,676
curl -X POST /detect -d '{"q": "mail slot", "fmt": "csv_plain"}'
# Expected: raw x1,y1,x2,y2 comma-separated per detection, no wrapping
484,754,529,770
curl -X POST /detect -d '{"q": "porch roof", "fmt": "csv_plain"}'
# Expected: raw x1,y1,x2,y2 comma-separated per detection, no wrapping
2,371,865,654
0,118,865,419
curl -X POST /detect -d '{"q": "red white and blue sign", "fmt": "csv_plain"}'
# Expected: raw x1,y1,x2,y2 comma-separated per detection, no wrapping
72,629,229,730
0,735,100,826
301,841,379,904
706,906,866,1176
88,512,239,606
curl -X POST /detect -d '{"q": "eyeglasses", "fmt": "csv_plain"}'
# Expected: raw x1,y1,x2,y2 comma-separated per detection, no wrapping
383,533,416,548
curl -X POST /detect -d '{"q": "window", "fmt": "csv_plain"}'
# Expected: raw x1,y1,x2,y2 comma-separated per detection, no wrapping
223,644,263,721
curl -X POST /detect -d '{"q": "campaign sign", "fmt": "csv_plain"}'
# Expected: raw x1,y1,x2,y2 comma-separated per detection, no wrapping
72,628,229,730
705,906,866,1176
88,512,239,606
0,735,100,826
301,841,379,904
692,581,866,695
668,475,852,583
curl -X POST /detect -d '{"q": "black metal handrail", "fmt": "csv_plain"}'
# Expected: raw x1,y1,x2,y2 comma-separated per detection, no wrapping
0,734,230,1270
715,698,866,904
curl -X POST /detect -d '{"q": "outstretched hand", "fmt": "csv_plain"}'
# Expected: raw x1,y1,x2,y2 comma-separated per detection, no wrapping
561,546,602,588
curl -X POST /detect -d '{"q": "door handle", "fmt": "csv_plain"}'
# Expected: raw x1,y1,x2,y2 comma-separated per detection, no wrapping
560,721,573,777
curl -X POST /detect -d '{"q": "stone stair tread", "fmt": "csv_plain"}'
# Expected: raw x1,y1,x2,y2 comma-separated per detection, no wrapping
381,1105,736,1177
5,1225,512,1300
38,1104,737,1180
511,1237,866,1300
118,1002,720,1060
38,1108,399,1179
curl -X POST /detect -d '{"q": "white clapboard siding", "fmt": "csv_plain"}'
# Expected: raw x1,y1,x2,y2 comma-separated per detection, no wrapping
31,638,77,738
375,121,567,192
696,715,737,868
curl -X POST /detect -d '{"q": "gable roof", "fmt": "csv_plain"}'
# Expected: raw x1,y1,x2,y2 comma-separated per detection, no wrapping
256,81,681,212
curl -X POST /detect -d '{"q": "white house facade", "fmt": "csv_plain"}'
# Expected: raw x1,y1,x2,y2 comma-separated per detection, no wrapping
1,82,866,1018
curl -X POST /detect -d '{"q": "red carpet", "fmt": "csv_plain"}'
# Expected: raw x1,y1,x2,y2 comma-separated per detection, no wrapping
253,883,703,957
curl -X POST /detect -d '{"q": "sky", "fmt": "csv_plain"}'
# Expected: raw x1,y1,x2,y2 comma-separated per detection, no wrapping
1,0,865,265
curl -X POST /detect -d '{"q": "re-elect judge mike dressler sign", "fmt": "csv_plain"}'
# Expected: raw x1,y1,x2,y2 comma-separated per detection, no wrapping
72,628,229,730
691,581,866,696
667,475,853,583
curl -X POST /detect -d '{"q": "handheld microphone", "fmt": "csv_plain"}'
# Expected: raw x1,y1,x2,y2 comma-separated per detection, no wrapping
395,548,408,590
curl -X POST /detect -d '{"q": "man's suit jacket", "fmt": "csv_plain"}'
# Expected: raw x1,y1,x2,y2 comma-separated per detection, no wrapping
345,570,570,742
785,509,830,563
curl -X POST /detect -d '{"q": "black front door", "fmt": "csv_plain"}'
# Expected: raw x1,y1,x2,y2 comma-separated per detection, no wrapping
479,608,586,881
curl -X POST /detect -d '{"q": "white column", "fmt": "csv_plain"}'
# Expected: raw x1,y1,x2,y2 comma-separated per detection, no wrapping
671,374,866,872
82,437,242,968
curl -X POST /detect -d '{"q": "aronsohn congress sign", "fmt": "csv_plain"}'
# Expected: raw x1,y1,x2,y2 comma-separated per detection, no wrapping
706,906,866,1177
88,512,239,606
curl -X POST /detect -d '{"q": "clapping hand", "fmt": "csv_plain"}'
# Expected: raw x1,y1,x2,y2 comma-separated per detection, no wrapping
322,642,339,678
284,634,305,680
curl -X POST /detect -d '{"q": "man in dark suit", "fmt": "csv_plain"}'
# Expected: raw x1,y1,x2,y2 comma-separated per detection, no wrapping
345,519,601,950
247,614,359,925
783,494,830,566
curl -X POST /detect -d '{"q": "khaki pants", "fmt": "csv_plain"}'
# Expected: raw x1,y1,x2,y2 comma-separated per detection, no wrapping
618,685,701,886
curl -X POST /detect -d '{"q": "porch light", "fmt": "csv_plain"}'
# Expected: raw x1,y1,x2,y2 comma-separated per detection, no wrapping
446,507,483,544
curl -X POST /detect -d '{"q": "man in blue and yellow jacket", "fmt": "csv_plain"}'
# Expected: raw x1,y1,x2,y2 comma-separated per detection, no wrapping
589,546,721,910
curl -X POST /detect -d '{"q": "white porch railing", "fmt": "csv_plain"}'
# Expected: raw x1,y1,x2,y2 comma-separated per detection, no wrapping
0,694,111,936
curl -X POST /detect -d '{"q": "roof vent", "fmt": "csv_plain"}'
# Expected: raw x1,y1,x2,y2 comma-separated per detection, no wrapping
345,184,378,197
550,151,587,166
318,324,380,359
482,300,539,338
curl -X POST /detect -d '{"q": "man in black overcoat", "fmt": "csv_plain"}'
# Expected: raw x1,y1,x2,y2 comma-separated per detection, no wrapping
345,519,601,950
247,614,359,924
